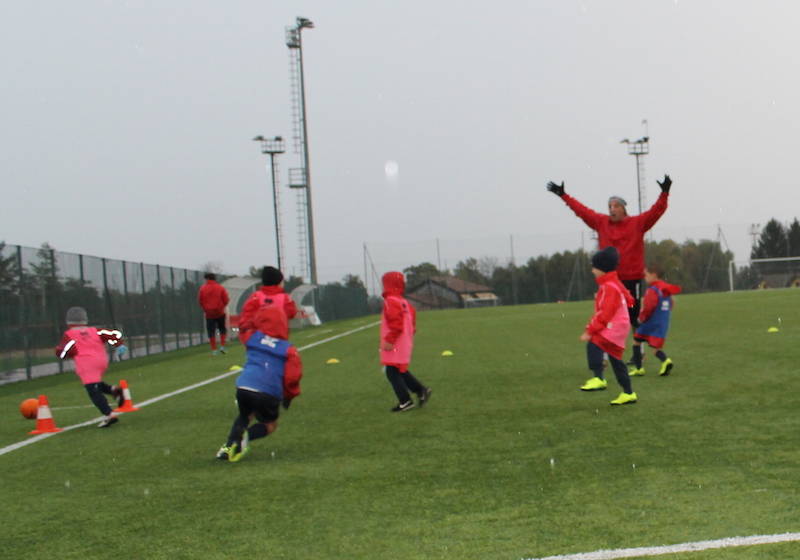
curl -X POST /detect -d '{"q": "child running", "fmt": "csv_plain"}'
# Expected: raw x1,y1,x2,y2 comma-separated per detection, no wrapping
216,306,302,462
380,271,431,412
629,263,682,377
579,247,637,405
237,266,299,343
55,306,128,427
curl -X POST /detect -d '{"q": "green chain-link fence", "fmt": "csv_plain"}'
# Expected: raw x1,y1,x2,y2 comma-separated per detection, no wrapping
0,243,207,384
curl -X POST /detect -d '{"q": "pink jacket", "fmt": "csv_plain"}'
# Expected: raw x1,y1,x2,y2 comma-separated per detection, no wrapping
380,272,416,370
586,271,633,359
55,326,123,384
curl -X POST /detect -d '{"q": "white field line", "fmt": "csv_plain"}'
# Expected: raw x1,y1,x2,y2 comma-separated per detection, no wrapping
524,532,800,560
0,321,379,457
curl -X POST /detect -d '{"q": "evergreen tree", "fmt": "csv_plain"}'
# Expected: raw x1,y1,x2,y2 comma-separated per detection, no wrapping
786,218,800,257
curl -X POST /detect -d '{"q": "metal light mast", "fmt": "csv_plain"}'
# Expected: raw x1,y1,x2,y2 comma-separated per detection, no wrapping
253,135,286,271
286,16,317,284
620,121,650,214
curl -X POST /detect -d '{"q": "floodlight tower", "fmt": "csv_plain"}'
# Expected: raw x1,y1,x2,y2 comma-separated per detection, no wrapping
620,125,650,214
286,16,318,284
253,135,286,271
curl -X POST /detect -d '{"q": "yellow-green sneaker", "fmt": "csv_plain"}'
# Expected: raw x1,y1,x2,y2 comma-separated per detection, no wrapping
580,377,608,391
610,392,638,405
628,367,646,376
659,358,674,376
229,431,250,463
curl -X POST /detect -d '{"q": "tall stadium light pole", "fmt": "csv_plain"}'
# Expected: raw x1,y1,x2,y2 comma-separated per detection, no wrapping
253,135,286,271
286,16,318,284
620,134,650,214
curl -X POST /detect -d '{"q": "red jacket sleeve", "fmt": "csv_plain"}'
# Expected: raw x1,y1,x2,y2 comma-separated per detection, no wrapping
237,296,259,342
562,194,604,231
636,191,669,233
410,304,417,334
284,297,298,319
282,347,303,401
55,332,77,359
638,288,659,324
586,285,618,335
382,298,405,344
222,287,230,307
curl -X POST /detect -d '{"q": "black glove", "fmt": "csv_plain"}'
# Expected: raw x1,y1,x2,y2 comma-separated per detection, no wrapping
657,174,671,193
546,181,565,197
282,398,291,410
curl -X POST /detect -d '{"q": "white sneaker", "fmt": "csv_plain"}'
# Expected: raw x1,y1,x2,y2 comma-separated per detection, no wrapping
98,415,119,428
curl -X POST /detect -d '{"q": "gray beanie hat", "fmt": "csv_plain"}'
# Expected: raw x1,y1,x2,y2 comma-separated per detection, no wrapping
65,306,88,325
608,195,627,207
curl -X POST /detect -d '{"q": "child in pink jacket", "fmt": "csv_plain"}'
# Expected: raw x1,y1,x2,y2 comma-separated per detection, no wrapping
578,247,637,405
380,271,431,412
55,306,128,427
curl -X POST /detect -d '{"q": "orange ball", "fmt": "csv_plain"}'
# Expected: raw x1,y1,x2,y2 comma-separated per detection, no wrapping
20,398,39,419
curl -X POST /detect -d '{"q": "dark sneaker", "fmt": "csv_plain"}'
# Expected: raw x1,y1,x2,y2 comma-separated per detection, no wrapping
112,386,124,408
390,401,416,412
98,415,119,428
418,387,432,407
219,346,227,354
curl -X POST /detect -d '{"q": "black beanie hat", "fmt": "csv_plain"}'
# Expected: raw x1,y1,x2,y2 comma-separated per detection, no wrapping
262,266,284,286
591,246,619,273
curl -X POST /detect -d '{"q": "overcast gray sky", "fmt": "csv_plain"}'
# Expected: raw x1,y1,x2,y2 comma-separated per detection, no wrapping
2,1,798,289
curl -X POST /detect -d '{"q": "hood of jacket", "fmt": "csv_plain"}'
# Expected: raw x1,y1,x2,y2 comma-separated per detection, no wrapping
253,305,289,339
381,271,406,298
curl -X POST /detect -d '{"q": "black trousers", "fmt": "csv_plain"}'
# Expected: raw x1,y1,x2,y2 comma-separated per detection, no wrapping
84,382,114,415
227,388,280,445
586,342,632,394
384,365,425,404
206,316,227,339
621,279,642,329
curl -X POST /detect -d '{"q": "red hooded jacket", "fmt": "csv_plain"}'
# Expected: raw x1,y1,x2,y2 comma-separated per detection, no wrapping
250,306,302,402
198,280,230,319
381,271,416,371
238,285,298,343
562,192,669,281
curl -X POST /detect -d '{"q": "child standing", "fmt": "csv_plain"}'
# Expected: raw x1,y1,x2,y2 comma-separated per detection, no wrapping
216,306,302,462
579,247,637,405
629,263,682,377
237,266,299,344
380,271,431,412
54,306,128,427
198,272,230,355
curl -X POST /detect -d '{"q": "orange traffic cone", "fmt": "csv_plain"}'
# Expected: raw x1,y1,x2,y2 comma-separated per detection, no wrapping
115,379,139,412
29,395,63,434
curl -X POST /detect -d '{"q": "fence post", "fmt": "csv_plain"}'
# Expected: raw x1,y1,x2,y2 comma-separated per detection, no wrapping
51,248,63,374
156,264,166,353
184,269,196,346
16,246,32,380
171,267,180,349
140,262,150,356
122,260,132,358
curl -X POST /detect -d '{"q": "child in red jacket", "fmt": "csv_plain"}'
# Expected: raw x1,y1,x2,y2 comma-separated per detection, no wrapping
216,306,302,462
238,266,299,344
579,247,637,405
629,263,682,377
380,271,431,412
55,306,128,427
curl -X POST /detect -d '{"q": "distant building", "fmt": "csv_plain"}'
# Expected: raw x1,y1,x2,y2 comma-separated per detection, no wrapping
406,276,500,310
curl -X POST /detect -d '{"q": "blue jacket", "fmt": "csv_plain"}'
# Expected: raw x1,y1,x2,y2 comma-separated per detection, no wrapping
635,284,673,339
236,331,292,399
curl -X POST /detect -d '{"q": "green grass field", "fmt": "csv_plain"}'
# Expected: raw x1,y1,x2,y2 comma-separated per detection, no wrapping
1,290,799,559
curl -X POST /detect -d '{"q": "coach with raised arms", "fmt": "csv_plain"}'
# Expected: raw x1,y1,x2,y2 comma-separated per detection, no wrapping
545,175,672,342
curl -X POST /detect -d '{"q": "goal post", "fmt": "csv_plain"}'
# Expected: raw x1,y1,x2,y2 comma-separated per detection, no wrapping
728,256,800,292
